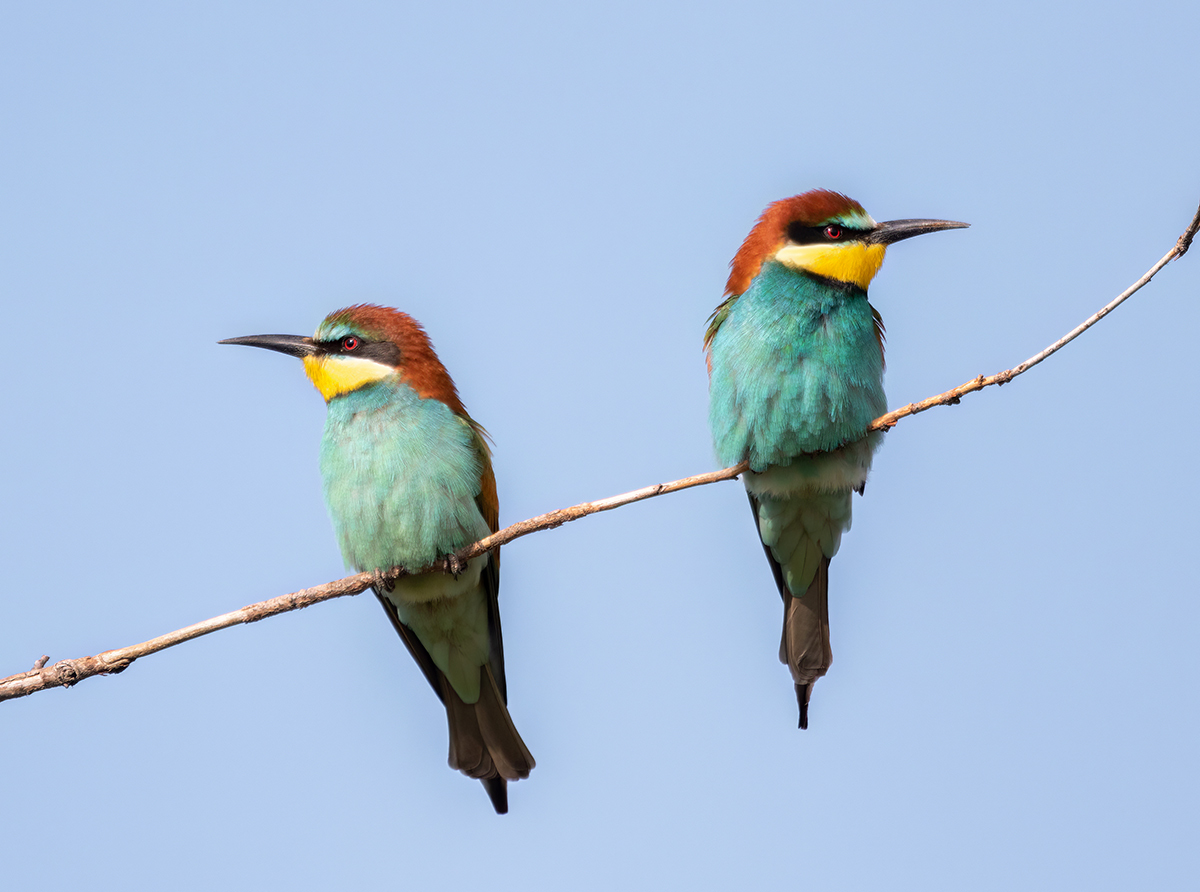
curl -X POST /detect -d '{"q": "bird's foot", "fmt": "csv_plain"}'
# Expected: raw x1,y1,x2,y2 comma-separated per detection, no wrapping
372,567,396,593
442,553,464,578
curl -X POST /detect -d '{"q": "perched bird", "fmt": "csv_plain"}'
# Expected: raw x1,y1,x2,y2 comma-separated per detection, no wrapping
221,305,534,812
705,190,967,728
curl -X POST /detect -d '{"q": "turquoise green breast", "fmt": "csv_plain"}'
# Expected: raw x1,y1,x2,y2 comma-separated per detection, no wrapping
320,379,490,572
709,261,887,471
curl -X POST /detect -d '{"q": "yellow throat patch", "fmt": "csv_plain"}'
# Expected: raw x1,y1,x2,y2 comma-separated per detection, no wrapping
303,355,395,401
774,241,887,291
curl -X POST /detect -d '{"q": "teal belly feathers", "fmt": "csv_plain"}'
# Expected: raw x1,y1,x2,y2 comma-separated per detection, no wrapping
321,379,493,701
709,261,886,474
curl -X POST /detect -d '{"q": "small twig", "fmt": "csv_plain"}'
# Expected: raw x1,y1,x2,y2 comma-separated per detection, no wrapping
2,199,1196,705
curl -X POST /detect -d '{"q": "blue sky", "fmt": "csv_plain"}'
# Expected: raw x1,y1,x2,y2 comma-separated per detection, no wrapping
2,2,1198,889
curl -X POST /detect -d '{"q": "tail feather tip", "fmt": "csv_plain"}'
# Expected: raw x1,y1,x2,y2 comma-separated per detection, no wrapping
796,683,811,731
484,777,508,814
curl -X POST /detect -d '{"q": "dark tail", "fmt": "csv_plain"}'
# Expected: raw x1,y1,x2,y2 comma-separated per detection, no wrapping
375,588,534,814
442,664,535,814
779,556,832,730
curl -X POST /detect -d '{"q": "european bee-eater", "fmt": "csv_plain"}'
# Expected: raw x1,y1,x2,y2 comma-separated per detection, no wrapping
222,305,534,813
705,190,967,728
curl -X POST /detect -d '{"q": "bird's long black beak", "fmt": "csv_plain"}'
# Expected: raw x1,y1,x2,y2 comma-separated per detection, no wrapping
866,218,970,245
218,334,317,358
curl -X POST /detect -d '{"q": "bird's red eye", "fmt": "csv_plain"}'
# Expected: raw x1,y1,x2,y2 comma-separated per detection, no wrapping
824,225,843,240
342,336,359,351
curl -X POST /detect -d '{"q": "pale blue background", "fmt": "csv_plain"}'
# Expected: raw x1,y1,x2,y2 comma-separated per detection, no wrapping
2,2,1198,889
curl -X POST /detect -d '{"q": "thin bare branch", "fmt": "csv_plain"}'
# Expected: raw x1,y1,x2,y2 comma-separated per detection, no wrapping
0,572,376,702
453,463,749,562
869,199,1200,432
0,463,748,703
2,200,1196,705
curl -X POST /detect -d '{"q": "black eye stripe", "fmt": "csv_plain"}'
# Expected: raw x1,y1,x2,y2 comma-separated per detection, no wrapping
786,222,872,245
316,338,402,366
